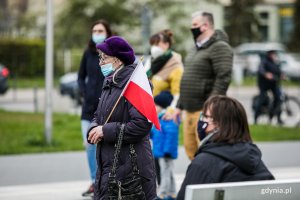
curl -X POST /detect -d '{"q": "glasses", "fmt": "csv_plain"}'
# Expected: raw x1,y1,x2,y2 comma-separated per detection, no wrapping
99,53,114,64
200,112,213,123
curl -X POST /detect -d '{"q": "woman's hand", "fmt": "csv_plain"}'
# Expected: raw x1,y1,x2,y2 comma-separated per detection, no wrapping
88,126,104,144
162,111,173,120
162,107,175,121
172,108,182,124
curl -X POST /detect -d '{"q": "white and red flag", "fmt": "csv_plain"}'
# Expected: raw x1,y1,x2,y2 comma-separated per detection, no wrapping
122,61,160,130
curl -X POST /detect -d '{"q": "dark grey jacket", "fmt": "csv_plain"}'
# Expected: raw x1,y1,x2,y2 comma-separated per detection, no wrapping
88,64,157,200
177,30,233,111
177,142,274,200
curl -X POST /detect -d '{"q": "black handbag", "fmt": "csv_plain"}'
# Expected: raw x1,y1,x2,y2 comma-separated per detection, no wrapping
107,124,146,200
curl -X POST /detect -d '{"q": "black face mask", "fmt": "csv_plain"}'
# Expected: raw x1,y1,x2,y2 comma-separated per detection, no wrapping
197,120,208,140
191,27,203,40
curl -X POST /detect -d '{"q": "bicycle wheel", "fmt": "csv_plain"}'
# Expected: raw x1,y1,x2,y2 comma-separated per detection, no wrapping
281,95,300,127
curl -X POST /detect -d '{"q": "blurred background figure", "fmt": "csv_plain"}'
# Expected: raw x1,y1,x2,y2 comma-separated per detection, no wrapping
77,19,112,197
173,11,233,160
148,29,183,200
177,95,275,200
151,91,179,200
148,29,183,105
254,50,284,125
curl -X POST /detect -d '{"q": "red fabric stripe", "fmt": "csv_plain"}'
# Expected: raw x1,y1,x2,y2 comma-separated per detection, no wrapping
124,81,160,130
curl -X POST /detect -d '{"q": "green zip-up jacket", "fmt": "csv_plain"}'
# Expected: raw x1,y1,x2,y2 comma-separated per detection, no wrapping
177,30,233,111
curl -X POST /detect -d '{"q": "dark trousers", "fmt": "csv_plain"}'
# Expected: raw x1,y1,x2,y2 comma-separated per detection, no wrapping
254,84,282,124
155,158,161,185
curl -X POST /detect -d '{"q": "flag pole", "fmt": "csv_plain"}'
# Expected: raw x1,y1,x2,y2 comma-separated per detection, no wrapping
104,57,144,124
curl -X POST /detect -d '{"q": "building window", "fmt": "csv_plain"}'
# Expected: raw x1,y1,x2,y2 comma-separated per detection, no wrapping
259,12,269,19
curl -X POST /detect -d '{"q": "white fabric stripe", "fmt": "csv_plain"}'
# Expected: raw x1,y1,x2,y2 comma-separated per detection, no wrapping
130,62,153,97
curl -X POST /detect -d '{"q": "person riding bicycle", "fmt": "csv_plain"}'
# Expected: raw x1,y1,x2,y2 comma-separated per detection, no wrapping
254,50,284,125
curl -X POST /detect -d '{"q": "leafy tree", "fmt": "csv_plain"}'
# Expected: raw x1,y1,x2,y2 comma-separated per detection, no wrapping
56,0,189,51
145,0,189,54
56,0,142,49
288,0,300,52
225,0,262,46
0,0,30,37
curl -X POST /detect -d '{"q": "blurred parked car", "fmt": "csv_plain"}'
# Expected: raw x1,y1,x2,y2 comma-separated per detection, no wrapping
59,54,151,104
0,63,9,94
233,42,285,76
280,53,300,81
59,72,81,104
233,42,300,80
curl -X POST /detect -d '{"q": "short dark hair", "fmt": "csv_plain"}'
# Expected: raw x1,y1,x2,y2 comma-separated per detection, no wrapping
88,19,113,52
202,95,252,144
192,11,214,27
202,12,214,27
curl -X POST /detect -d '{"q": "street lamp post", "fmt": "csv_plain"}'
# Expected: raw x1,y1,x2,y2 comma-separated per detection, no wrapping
45,0,53,145
141,4,152,55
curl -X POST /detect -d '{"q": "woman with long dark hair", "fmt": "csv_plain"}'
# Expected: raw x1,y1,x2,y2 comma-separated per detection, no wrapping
77,19,112,197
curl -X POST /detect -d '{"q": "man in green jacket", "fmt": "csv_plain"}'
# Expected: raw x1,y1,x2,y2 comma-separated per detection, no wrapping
174,11,233,160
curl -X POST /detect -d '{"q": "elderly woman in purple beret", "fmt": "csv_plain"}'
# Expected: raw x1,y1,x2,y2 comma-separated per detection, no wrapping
87,36,157,200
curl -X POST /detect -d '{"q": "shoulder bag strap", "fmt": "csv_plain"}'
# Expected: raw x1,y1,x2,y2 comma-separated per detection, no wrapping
109,123,125,178
129,144,140,175
109,124,141,178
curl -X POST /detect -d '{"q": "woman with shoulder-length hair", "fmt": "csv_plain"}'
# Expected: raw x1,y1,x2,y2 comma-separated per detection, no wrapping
177,95,274,200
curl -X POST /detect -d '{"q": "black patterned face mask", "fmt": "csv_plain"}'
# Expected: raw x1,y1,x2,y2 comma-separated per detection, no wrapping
197,120,208,140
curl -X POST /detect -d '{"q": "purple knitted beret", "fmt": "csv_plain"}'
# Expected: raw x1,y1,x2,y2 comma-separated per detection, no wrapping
96,36,135,65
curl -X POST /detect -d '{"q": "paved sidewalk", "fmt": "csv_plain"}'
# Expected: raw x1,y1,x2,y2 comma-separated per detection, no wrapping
1,169,300,200
1,142,300,199
0,181,92,200
2,142,300,186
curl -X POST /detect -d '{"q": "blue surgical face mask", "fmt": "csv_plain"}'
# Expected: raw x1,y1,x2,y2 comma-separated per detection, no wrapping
92,34,106,44
100,62,115,77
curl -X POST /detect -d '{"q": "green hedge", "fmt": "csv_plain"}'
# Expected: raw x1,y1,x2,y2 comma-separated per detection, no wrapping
0,38,45,77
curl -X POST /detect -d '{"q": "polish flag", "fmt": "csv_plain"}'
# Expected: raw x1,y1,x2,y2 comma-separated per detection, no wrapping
122,61,160,130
